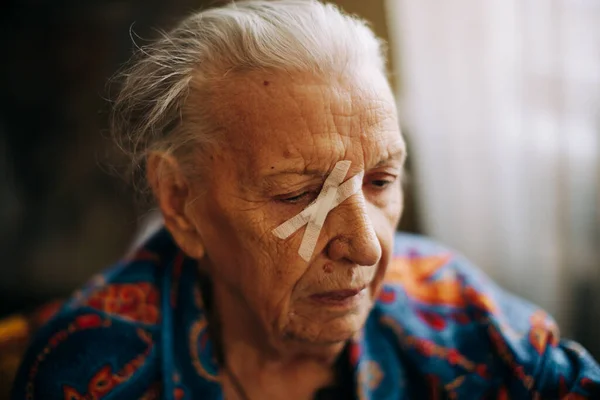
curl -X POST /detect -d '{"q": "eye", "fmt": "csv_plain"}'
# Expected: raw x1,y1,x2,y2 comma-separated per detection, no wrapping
280,192,309,203
367,176,398,191
371,179,393,189
278,191,318,204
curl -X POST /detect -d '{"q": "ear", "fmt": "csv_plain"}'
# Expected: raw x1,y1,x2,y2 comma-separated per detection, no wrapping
146,152,206,259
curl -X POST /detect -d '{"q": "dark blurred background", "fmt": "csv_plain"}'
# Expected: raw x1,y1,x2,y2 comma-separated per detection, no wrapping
0,0,179,318
0,0,598,370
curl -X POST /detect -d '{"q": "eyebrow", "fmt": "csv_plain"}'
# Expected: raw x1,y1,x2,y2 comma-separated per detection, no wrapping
265,149,406,178
258,170,325,194
374,149,406,168
265,168,326,178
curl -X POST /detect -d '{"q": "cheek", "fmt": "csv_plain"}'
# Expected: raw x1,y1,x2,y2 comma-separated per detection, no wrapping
382,184,404,226
198,195,310,311
233,228,314,329
367,189,402,292
193,200,247,284
368,187,402,238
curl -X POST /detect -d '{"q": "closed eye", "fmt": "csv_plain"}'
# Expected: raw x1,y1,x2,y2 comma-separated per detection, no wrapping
367,177,397,190
370,179,393,188
277,190,319,204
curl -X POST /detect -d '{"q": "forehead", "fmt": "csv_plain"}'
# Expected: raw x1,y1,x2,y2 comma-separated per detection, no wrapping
206,70,403,178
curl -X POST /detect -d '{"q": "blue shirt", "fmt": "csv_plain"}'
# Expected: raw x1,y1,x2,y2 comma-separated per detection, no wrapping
11,228,600,399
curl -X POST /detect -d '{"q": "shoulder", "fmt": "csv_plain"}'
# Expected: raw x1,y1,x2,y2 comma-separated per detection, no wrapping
10,229,175,400
378,232,551,332
372,232,600,398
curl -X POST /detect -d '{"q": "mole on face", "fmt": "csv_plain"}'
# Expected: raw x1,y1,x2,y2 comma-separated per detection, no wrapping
263,80,270,86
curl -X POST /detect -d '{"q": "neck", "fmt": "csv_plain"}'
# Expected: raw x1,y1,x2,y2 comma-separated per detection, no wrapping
202,274,341,398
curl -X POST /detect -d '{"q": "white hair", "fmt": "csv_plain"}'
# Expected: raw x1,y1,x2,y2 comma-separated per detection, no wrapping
110,0,387,191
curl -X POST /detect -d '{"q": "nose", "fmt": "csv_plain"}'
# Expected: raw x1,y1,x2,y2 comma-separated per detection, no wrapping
326,193,382,266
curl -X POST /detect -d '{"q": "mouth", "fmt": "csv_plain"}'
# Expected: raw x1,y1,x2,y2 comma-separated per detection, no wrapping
309,286,367,307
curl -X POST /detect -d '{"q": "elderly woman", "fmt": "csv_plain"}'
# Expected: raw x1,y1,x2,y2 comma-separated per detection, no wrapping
11,1,600,399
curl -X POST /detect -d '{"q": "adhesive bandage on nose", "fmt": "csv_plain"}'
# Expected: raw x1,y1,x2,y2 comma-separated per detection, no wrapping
272,160,362,262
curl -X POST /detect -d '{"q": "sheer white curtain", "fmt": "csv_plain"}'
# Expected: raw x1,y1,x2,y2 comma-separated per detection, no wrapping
385,0,600,343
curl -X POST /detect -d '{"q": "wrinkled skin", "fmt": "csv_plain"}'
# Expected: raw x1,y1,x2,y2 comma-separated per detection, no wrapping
150,68,405,395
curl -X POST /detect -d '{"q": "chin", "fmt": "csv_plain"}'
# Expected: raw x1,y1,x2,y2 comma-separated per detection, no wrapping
283,297,372,346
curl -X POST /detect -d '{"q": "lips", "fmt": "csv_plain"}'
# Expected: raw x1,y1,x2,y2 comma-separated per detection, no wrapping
310,286,367,306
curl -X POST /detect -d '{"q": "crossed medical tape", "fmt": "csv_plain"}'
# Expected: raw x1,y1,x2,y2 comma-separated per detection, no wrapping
272,160,362,261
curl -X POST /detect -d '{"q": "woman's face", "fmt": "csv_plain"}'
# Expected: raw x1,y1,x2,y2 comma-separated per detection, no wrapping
186,69,405,351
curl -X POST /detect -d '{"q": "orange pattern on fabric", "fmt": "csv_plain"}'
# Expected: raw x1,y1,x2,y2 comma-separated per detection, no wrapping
84,283,159,325
138,383,162,400
383,254,500,313
62,329,153,400
174,387,186,400
487,321,535,390
88,365,115,398
357,361,383,391
383,254,466,307
189,318,220,382
464,286,498,314
62,365,117,399
381,316,490,380
529,310,560,355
